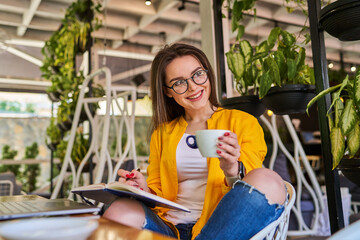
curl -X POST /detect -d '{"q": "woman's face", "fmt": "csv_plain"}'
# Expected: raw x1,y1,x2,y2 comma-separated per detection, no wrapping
164,55,211,114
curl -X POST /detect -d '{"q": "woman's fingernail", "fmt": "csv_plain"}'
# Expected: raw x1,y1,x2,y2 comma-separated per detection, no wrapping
125,174,132,178
217,143,222,147
224,132,230,136
140,188,144,190
218,136,223,140
129,173,135,177
216,150,221,154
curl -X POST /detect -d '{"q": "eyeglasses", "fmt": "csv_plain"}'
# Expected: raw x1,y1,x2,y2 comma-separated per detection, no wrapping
165,69,208,94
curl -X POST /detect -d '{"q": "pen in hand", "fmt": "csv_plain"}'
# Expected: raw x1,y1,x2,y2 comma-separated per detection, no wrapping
125,168,141,181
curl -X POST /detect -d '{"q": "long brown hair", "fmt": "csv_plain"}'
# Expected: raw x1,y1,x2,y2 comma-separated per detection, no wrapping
150,43,220,133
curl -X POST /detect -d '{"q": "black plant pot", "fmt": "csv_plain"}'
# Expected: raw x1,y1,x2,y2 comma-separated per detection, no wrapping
79,110,89,123
66,163,96,173
261,84,316,115
47,142,59,151
320,0,360,41
79,108,96,123
221,95,266,118
338,157,360,188
47,91,61,102
57,119,73,132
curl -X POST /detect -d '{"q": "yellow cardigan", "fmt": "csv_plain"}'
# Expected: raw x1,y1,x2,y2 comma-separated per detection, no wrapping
146,107,267,239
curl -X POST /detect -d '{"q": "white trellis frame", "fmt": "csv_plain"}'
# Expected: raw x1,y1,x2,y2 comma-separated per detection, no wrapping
51,67,137,199
260,114,325,236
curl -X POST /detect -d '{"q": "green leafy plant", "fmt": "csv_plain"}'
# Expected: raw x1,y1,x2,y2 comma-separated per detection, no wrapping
22,143,40,193
46,117,61,145
226,27,315,98
0,145,19,175
41,0,102,96
55,131,89,167
224,0,257,40
307,68,360,169
41,0,103,154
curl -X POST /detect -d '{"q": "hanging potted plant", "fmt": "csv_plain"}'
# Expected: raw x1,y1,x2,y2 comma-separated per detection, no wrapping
222,0,266,117
46,117,61,151
226,27,315,116
55,130,91,172
257,27,316,115
223,0,319,116
319,0,360,41
225,39,267,117
307,68,360,187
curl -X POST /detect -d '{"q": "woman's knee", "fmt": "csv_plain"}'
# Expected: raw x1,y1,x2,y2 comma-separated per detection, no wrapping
103,198,146,228
243,168,286,205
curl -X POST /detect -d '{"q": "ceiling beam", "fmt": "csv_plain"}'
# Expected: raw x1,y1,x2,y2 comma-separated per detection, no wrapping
0,42,43,66
114,0,178,48
5,38,44,48
151,22,201,53
97,49,154,61
111,63,152,82
17,0,41,36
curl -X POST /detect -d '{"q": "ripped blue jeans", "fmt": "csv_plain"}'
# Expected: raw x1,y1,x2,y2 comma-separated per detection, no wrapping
142,180,284,240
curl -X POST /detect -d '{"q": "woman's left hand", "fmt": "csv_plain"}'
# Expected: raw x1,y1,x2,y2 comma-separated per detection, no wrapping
216,131,241,177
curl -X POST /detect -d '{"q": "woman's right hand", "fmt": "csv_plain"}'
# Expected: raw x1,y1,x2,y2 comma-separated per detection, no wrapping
117,168,150,192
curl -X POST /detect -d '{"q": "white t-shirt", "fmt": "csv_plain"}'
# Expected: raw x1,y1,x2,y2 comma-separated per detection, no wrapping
165,133,208,224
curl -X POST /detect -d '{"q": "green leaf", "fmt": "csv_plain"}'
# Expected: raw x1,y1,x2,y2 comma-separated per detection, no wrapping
226,49,245,81
244,65,255,87
334,95,344,127
267,27,281,49
347,121,360,157
287,58,297,82
265,57,281,86
295,47,306,71
306,83,342,115
243,0,256,10
237,25,245,40
231,1,244,31
274,50,286,80
239,40,253,63
339,99,357,136
286,6,294,13
353,69,360,110
259,70,272,99
256,40,269,53
330,127,345,170
327,75,349,116
328,115,334,132
249,52,268,62
303,33,311,45
309,67,315,85
279,30,296,48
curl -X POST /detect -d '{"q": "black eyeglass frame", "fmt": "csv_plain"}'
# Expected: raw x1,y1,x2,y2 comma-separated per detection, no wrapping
164,69,209,94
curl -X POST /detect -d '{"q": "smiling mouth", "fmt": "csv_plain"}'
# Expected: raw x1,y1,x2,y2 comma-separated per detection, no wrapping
187,90,203,100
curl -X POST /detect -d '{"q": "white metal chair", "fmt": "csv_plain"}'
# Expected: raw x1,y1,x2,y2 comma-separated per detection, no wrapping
250,181,296,240
0,180,13,196
260,115,325,236
51,67,138,200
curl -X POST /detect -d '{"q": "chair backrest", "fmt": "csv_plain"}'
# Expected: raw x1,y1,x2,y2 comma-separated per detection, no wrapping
0,180,14,196
250,181,296,240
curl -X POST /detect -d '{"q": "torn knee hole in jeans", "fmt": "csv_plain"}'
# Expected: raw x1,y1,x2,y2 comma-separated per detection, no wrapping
142,218,147,228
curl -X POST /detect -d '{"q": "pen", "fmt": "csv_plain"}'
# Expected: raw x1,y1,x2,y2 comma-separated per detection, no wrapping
125,168,141,181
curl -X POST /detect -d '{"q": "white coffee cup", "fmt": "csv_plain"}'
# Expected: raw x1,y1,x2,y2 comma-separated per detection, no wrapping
186,129,228,157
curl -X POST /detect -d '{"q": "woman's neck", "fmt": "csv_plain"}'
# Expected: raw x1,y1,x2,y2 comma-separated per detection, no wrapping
184,104,216,134
184,104,215,122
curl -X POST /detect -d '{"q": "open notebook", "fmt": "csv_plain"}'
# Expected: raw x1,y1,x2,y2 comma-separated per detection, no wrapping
0,195,100,220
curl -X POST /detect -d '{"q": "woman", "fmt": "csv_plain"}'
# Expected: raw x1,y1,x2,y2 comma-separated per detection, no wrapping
104,43,286,240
